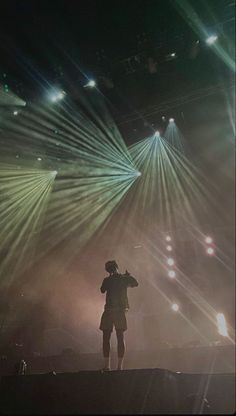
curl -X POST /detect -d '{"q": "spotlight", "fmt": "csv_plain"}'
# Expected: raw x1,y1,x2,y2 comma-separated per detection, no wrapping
154,131,160,137
166,235,171,242
169,118,175,122
37,157,42,161
216,313,228,337
171,303,179,312
206,35,218,45
206,247,214,255
57,92,65,100
162,116,166,121
50,90,66,102
166,245,172,251
167,258,174,266
13,111,18,116
85,79,96,88
168,270,176,278
136,171,141,177
205,236,213,244
166,52,177,61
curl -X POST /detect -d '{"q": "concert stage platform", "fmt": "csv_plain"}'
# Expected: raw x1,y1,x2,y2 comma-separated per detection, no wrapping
0,368,235,414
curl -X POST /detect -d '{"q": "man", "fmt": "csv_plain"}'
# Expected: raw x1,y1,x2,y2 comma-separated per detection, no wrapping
99,260,138,371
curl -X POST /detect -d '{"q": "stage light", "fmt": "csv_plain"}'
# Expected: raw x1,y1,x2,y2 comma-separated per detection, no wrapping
13,111,18,116
206,247,214,255
167,257,174,266
136,171,141,177
169,118,175,122
166,236,171,242
205,236,213,244
85,79,96,88
166,245,172,251
37,157,42,161
162,116,166,121
171,303,179,312
57,92,65,100
154,131,160,137
50,90,65,102
206,35,218,45
51,170,58,176
216,313,228,337
166,52,177,61
168,270,176,278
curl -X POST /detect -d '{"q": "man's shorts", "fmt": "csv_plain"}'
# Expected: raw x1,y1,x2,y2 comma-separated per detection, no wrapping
99,308,127,332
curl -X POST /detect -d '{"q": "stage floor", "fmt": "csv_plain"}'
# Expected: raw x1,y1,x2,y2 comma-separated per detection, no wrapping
0,368,235,414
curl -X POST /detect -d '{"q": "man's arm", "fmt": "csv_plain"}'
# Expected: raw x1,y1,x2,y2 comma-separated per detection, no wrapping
124,271,138,287
100,278,109,293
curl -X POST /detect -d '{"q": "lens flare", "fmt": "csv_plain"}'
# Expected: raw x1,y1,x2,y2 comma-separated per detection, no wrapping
206,247,214,255
167,257,174,266
216,313,228,337
168,270,176,278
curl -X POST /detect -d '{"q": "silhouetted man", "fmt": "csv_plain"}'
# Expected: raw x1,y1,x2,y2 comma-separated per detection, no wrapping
99,260,138,371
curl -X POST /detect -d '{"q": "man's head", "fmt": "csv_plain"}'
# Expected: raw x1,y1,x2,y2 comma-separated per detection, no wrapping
105,260,118,274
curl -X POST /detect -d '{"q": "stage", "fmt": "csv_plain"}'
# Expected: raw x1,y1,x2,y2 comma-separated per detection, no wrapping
1,344,234,375
0,367,235,414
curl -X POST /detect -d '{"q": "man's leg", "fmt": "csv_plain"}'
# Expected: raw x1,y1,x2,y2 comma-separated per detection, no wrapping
102,330,112,370
116,329,125,370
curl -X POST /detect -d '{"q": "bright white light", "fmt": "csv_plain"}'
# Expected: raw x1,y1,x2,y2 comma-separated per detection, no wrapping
166,236,171,242
50,90,65,102
50,170,58,179
206,247,214,255
37,157,42,161
13,111,18,116
206,35,218,45
136,171,141,177
169,118,175,122
170,53,176,57
57,92,65,100
171,303,179,312
154,131,160,137
205,236,213,244
87,80,96,87
167,258,174,266
162,116,166,121
168,270,176,278
216,313,228,337
166,245,172,251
